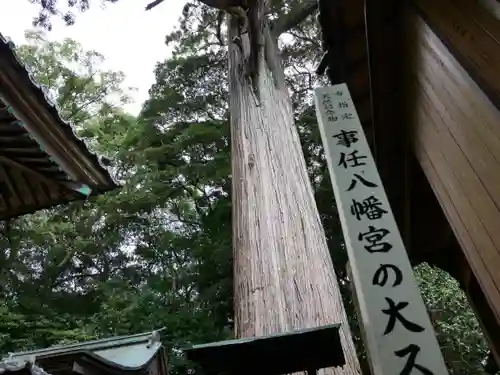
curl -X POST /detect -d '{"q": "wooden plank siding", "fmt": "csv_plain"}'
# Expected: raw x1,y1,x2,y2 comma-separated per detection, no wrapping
477,0,500,20
405,9,500,323
414,0,500,114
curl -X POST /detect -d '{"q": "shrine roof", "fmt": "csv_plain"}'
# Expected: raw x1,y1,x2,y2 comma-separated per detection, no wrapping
0,33,118,219
0,330,166,375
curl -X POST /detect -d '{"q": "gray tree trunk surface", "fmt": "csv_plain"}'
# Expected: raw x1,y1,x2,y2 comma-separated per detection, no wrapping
228,6,361,374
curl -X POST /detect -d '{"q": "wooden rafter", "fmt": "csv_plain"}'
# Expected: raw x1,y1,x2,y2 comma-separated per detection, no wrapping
0,154,75,193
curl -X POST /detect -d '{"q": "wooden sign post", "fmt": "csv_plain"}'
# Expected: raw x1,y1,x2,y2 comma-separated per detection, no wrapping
314,83,449,375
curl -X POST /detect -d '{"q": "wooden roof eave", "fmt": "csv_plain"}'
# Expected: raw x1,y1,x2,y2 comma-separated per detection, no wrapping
8,331,159,360
0,35,118,195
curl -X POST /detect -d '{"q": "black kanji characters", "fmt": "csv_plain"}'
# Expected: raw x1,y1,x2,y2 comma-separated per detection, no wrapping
321,92,353,123
372,264,403,287
342,113,354,120
382,297,425,335
333,130,358,148
338,150,367,169
350,196,388,221
326,111,339,122
395,344,434,375
322,94,332,106
322,95,338,123
358,225,393,253
347,173,378,191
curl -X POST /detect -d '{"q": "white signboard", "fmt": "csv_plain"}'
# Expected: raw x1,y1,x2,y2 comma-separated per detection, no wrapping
314,84,449,375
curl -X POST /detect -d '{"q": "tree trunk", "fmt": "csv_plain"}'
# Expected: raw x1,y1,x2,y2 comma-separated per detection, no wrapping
228,6,361,375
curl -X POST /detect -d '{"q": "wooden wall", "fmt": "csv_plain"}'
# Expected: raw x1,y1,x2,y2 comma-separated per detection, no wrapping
405,5,500,328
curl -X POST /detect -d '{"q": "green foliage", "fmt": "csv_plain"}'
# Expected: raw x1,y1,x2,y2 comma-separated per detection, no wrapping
416,264,488,375
28,0,119,30
7,1,493,374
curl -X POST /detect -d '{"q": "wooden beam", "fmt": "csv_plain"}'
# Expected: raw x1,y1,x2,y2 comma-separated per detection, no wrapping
0,154,77,196
414,0,500,110
0,163,22,207
0,107,12,120
0,135,36,145
477,0,500,21
365,0,409,241
409,156,454,262
0,72,109,186
11,156,55,164
1,147,45,154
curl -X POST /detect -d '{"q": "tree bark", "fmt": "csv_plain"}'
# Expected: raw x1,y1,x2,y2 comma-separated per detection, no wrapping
228,5,361,375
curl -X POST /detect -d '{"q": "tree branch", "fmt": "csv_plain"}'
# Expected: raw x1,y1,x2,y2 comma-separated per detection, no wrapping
271,0,318,37
145,0,166,11
286,30,321,49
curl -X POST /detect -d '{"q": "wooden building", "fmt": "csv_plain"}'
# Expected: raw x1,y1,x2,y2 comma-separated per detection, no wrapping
316,0,500,371
0,33,117,219
0,331,167,375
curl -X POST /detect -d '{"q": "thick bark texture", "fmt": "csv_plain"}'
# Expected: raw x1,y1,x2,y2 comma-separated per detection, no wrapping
228,7,361,375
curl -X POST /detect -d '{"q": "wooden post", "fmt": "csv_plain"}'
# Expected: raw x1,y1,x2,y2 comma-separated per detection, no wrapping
314,83,449,375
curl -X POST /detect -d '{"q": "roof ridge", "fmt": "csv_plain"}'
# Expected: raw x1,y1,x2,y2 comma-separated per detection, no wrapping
4,329,164,359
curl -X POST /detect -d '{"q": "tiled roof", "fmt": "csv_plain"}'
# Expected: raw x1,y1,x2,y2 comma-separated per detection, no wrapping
2,329,165,373
0,32,119,218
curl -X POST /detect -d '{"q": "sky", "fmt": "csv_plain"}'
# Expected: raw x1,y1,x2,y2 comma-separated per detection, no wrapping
0,0,188,115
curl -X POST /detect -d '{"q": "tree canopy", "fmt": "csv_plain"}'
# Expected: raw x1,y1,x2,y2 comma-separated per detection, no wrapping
1,2,492,374
27,0,118,30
